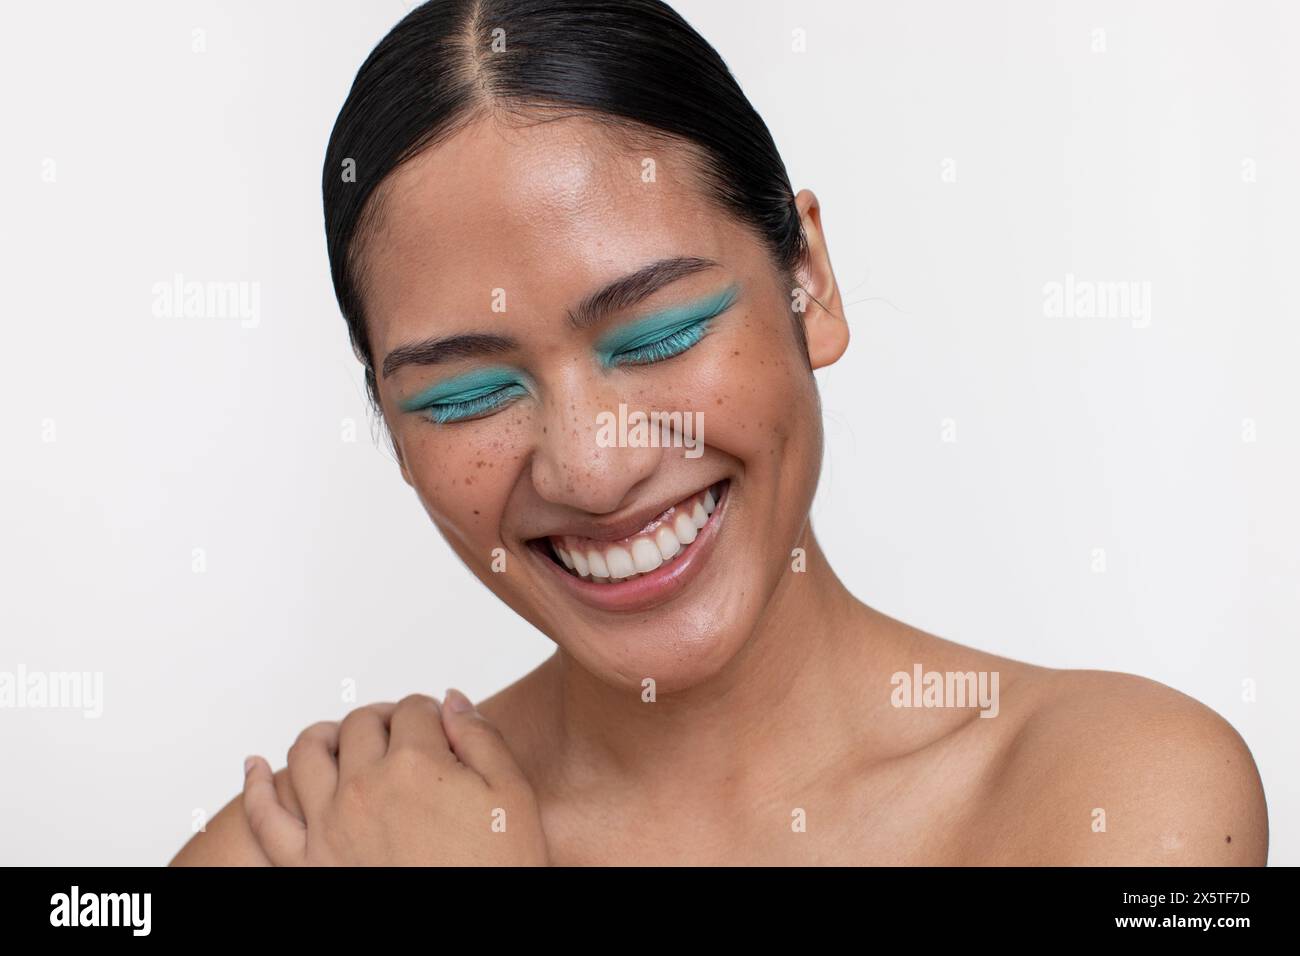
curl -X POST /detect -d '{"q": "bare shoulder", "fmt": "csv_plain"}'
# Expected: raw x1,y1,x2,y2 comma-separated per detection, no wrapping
166,668,549,868
168,767,303,866
978,668,1268,865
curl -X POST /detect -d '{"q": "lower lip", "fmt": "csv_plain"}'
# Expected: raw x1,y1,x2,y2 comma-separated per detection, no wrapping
532,482,730,613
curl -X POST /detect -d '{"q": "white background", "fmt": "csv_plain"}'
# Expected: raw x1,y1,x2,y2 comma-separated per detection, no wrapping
1,0,1295,865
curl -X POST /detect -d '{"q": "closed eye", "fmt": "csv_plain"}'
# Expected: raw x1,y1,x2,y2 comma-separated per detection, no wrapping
609,319,714,367
422,382,528,424
604,283,739,368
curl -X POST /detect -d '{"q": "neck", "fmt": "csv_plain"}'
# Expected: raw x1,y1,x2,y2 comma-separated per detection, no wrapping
535,525,900,807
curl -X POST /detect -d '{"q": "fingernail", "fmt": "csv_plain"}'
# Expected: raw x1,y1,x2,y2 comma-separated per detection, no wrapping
243,756,256,776
445,687,473,714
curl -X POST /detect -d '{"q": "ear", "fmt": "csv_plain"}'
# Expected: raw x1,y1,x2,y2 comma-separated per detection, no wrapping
792,189,848,369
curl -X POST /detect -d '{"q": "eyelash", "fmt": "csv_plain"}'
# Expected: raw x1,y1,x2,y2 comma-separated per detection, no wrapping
419,306,723,424
610,318,714,367
424,383,528,424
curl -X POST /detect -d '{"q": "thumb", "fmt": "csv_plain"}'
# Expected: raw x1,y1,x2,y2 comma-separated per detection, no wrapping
441,688,528,791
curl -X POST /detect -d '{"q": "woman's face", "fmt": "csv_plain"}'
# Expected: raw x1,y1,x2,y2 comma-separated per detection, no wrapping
359,114,840,693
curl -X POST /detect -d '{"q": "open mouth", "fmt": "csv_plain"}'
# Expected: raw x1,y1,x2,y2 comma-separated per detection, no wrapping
531,479,729,585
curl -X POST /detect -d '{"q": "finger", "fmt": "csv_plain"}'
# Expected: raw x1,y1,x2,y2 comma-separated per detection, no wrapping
242,755,306,865
286,721,339,823
439,688,529,790
387,694,454,758
337,702,397,780
273,763,307,825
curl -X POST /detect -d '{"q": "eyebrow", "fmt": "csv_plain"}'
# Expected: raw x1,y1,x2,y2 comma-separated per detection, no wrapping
568,255,720,330
380,255,719,379
381,332,517,379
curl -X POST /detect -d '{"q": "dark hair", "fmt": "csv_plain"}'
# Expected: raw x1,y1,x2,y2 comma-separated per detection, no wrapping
323,0,810,405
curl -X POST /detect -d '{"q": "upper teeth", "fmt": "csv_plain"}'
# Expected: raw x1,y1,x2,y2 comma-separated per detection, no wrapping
550,484,720,583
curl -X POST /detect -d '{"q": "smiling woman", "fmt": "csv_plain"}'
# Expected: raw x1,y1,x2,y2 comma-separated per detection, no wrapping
169,0,1267,867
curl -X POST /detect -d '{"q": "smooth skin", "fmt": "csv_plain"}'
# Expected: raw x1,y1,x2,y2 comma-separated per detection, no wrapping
171,112,1267,866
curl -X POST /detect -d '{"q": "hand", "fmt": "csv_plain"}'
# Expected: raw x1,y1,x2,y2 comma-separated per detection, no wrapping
242,690,550,866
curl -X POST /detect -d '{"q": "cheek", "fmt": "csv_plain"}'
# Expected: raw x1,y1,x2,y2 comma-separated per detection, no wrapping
397,417,527,546
680,316,817,460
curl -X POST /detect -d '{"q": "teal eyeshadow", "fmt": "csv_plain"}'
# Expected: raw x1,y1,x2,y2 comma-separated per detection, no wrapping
398,366,528,413
595,283,740,366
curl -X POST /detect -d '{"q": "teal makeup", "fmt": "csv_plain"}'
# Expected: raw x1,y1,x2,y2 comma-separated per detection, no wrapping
399,366,530,424
595,283,740,368
399,283,739,425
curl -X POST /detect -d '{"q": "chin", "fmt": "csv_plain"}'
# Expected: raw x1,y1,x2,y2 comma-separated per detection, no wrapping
558,605,759,695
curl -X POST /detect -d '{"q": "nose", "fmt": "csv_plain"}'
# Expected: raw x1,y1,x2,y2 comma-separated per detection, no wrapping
529,369,664,515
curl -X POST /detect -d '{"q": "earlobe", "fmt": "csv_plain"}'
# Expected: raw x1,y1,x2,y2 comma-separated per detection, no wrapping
791,188,849,370
804,303,849,369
